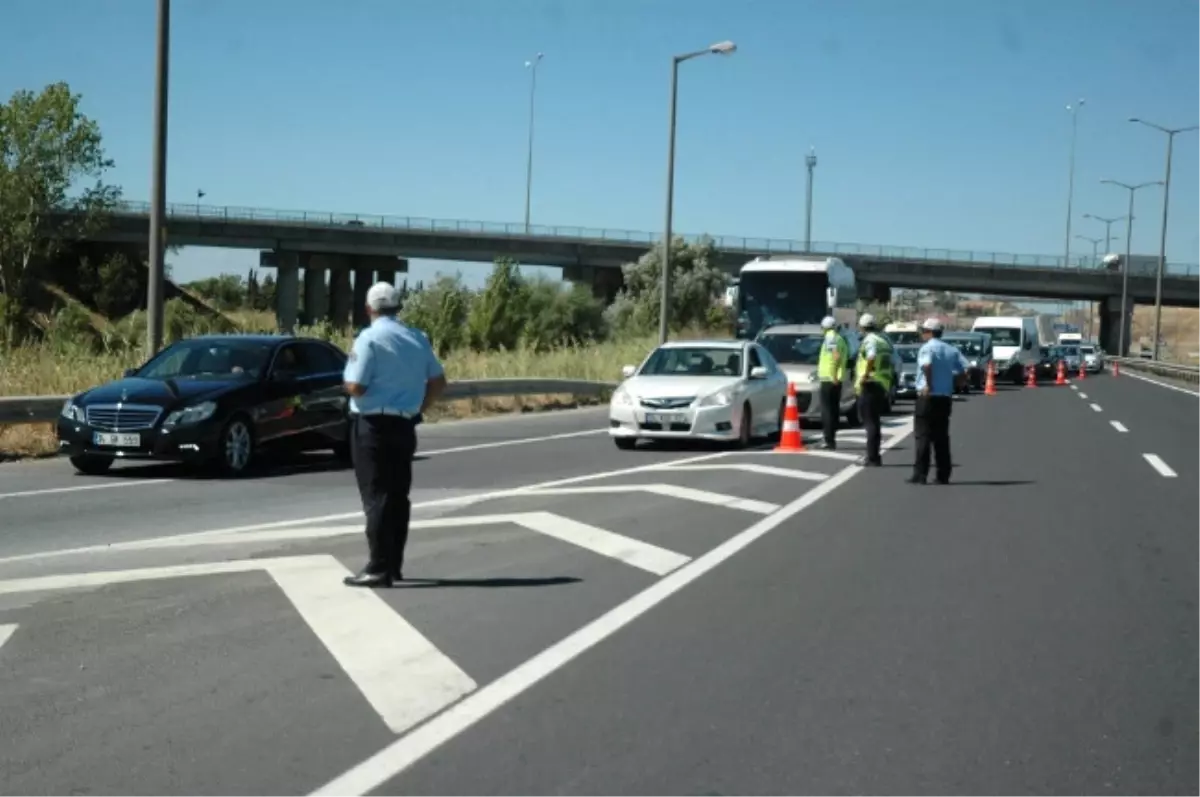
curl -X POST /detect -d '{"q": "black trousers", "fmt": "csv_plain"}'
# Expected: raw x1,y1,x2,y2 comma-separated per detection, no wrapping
819,381,842,446
856,382,886,463
351,414,417,574
913,395,953,482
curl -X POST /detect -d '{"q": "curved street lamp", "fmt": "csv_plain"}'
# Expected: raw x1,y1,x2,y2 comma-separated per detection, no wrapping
1100,178,1163,355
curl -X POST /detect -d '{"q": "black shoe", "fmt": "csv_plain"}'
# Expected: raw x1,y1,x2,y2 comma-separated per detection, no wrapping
390,568,404,582
934,477,951,485
856,456,882,467
343,570,393,588
906,475,926,485
821,441,837,450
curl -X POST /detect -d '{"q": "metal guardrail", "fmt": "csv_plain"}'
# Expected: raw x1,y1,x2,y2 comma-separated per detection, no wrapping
90,200,1200,277
0,379,618,427
1109,357,1200,384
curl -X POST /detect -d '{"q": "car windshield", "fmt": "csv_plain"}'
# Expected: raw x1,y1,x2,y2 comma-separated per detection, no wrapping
888,331,922,345
758,334,823,365
639,346,745,376
135,339,276,381
896,347,920,363
1080,345,1096,354
978,327,1020,346
945,337,986,356
1063,346,1080,358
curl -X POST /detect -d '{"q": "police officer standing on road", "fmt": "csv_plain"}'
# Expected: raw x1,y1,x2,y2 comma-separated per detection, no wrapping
342,282,447,588
817,315,849,450
909,317,965,485
853,313,893,467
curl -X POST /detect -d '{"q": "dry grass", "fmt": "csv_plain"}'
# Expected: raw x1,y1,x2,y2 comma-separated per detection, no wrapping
0,313,675,459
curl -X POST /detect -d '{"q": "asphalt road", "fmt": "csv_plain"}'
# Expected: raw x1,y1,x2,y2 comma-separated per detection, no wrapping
0,379,1194,796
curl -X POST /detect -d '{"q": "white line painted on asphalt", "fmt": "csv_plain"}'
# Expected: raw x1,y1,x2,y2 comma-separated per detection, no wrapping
311,414,917,797
420,428,606,457
1090,403,1103,412
520,484,780,515
1070,385,1078,391
1118,370,1200,397
1078,392,1088,399
0,478,175,501
269,556,478,734
1143,454,1178,478
0,555,298,595
1110,421,1129,433
0,623,16,651
663,463,828,482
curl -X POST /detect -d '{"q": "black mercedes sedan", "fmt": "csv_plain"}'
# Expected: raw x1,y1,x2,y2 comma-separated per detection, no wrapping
57,334,352,476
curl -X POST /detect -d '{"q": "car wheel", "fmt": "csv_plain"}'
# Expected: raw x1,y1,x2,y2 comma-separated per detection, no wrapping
613,437,636,451
70,454,114,475
216,415,255,477
774,397,787,440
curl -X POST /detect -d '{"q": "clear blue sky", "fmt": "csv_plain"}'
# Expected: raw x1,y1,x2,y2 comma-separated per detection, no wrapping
3,0,1197,291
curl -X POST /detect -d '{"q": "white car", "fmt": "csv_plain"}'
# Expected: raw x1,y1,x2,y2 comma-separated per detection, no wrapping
1080,343,1105,373
609,339,790,450
755,324,861,425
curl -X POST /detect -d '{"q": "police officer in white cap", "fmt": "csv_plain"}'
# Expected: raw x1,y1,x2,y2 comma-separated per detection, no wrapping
342,282,447,587
910,316,965,485
853,313,894,466
816,315,849,449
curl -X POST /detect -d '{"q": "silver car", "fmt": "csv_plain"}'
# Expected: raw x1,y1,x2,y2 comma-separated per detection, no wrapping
893,344,921,400
1080,343,1104,373
756,324,861,426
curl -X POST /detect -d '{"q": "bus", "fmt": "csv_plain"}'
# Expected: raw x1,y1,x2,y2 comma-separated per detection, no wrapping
732,256,857,340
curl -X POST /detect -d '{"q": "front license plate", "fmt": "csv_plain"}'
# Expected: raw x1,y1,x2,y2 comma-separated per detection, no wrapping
93,432,141,447
645,412,685,425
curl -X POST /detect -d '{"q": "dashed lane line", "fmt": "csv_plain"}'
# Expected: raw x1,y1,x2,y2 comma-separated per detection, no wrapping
1090,403,1103,412
1143,454,1178,478
1110,421,1129,433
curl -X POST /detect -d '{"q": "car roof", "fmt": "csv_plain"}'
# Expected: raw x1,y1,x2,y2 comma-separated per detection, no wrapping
758,324,824,336
658,339,747,349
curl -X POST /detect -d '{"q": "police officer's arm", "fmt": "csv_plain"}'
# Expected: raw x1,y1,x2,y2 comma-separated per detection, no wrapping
917,343,933,396
953,350,968,389
418,336,448,414
343,332,375,397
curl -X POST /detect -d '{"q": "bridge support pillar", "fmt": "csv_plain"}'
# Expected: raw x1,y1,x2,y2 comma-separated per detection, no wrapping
1100,294,1133,356
302,260,327,327
275,252,300,333
352,262,373,328
328,266,353,330
563,264,623,304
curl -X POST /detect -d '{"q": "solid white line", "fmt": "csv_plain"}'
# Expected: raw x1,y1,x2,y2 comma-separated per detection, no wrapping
310,416,917,797
420,428,606,457
0,478,175,501
0,623,16,651
1119,369,1200,397
520,484,780,515
1143,454,1178,478
0,555,318,596
1110,421,1129,433
505,512,689,576
0,451,734,567
1090,403,1103,412
663,463,828,482
268,556,477,734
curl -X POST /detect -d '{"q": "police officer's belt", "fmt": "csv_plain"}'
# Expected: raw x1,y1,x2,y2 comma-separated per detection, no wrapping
356,409,419,419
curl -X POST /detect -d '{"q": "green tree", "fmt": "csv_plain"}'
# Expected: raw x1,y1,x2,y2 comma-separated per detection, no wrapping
520,277,607,351
94,252,142,318
185,274,246,311
398,274,473,356
468,257,528,351
604,237,730,336
0,82,121,336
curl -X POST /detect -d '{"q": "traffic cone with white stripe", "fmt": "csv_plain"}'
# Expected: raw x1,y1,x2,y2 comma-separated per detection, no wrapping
775,382,806,452
1078,360,1086,380
984,361,997,396
1112,360,1120,377
1025,364,1037,388
1055,360,1067,386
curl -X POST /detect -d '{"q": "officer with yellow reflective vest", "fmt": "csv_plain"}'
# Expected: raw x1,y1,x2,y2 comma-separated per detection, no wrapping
853,313,893,466
816,315,850,450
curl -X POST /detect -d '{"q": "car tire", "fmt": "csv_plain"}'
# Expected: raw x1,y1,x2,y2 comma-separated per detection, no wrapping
774,397,787,440
70,454,114,475
613,437,636,451
214,415,256,477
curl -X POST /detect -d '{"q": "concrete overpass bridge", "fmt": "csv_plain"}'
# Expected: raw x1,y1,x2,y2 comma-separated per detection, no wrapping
63,201,1199,353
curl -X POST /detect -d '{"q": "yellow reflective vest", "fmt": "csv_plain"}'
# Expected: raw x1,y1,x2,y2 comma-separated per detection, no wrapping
817,329,849,383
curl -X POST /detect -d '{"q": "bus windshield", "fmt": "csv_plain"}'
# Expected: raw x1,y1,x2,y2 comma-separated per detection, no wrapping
977,326,1020,347
736,271,828,339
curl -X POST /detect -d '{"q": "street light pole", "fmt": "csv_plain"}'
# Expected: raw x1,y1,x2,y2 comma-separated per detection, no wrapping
803,147,817,251
1063,99,1085,269
1075,234,1104,339
1082,213,1126,260
1130,118,1199,360
1101,179,1163,356
146,0,170,358
523,53,543,233
659,40,736,345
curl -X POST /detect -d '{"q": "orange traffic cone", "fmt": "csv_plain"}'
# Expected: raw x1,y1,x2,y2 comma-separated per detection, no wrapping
1112,360,1120,377
775,382,806,452
1025,364,1037,388
1077,360,1086,380
1055,360,1067,386
984,361,997,396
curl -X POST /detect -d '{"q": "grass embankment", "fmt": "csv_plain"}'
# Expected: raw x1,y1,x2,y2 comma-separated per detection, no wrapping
1,309,671,460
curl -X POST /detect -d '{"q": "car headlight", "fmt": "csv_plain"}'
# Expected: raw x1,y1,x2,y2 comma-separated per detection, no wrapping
163,400,218,428
61,400,84,423
806,371,820,384
697,388,734,407
611,387,634,406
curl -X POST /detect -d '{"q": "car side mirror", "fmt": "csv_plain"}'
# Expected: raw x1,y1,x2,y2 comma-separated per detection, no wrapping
123,368,137,378
749,366,768,379
621,365,636,379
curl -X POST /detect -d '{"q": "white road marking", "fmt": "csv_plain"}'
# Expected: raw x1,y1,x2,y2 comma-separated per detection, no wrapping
1078,392,1088,399
1143,454,1178,478
0,478,175,501
0,623,16,651
1118,370,1200,397
0,451,734,567
520,484,780,515
1110,421,1129,432
310,416,917,797
662,463,828,482
1090,403,1103,412
269,556,477,733
420,428,605,457
1070,385,1078,391
0,556,276,595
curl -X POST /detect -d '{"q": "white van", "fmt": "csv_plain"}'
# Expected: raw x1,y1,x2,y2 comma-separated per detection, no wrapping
883,321,921,345
1057,332,1082,346
971,316,1039,384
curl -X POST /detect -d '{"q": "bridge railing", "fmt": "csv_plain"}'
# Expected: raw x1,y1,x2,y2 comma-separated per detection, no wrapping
0,378,617,427
102,201,1200,277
